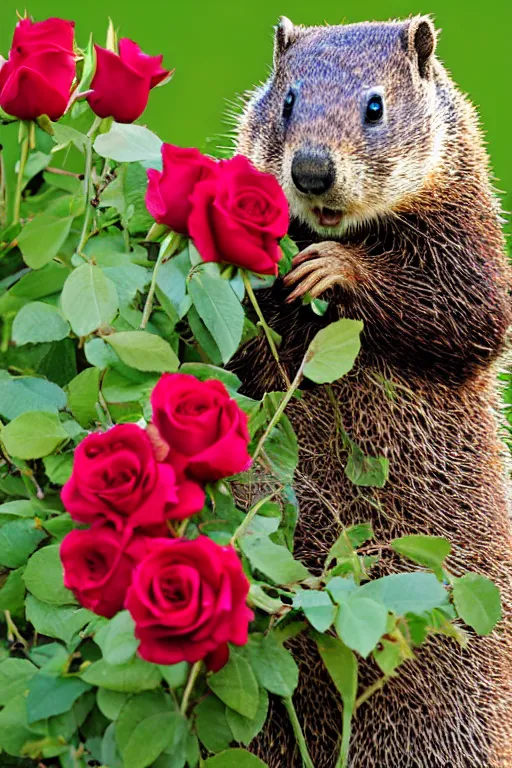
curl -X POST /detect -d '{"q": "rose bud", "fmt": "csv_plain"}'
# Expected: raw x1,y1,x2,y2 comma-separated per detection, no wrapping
150,373,252,482
189,154,289,275
126,536,253,666
61,423,205,533
60,525,149,618
0,17,76,121
145,144,219,235
87,38,170,124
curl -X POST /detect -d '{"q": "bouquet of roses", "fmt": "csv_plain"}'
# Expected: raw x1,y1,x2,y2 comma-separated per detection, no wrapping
0,13,502,768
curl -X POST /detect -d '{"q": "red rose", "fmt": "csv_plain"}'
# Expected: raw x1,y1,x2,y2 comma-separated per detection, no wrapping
60,525,148,618
188,154,289,275
87,38,170,123
145,144,219,235
61,423,205,532
0,17,75,121
150,373,252,482
126,536,253,666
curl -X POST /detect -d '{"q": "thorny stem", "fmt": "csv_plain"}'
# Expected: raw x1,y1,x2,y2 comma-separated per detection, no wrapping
77,117,102,258
241,270,291,388
140,232,181,329
252,360,305,462
180,660,202,715
13,123,30,225
282,696,315,768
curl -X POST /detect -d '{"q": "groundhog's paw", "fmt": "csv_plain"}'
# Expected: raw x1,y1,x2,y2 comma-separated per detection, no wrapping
283,242,349,302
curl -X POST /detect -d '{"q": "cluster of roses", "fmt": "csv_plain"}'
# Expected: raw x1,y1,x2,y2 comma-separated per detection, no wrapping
60,373,254,671
146,145,289,275
0,15,170,124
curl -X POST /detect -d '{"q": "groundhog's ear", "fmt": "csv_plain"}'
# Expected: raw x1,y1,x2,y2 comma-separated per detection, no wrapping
406,16,437,78
273,16,297,67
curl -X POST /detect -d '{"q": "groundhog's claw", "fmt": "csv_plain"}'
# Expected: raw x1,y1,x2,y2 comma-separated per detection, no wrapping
283,242,348,302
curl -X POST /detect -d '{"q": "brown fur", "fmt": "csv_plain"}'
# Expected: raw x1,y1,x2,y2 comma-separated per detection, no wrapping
233,15,512,768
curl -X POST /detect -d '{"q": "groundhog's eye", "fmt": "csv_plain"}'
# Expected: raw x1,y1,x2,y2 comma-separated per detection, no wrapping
283,90,295,122
365,94,384,123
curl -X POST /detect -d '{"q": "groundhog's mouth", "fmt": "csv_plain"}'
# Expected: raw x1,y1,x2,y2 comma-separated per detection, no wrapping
312,207,344,228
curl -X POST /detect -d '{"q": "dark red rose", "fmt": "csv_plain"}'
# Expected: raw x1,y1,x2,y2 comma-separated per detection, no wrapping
145,144,219,235
60,525,148,618
188,154,289,275
150,373,251,482
0,17,75,121
87,38,170,123
126,536,253,666
61,423,205,532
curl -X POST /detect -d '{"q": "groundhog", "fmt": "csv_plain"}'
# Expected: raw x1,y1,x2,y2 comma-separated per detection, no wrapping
233,15,512,768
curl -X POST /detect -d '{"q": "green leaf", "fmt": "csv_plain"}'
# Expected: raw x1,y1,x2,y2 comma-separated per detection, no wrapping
51,123,89,152
264,414,298,484
188,267,244,364
156,248,192,319
26,673,91,723
374,638,403,675
23,545,76,604
345,442,389,488
335,594,388,658
204,749,268,767
25,595,93,646
226,688,268,746
391,535,451,580
158,662,189,689
187,305,223,365
357,572,449,616
97,689,129,721
0,377,66,421
247,636,298,697
0,519,46,568
179,362,241,391
94,124,163,164
43,453,74,485
81,656,162,692
452,573,502,636
104,264,150,305
105,331,179,373
326,577,357,604
115,690,173,753
67,367,100,427
94,611,139,665
101,721,123,768
84,337,120,368
0,658,38,705
346,523,374,548
315,633,357,767
303,319,363,383
208,651,259,719
0,566,26,615
240,535,309,584
123,712,186,768
0,261,67,317
295,590,336,632
61,263,119,337
0,694,46,756
102,366,158,403
194,695,233,754
12,302,70,345
17,214,74,269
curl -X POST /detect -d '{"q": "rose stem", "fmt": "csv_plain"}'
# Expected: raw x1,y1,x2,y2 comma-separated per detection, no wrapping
230,490,279,546
12,121,30,225
282,696,315,768
241,270,291,388
76,116,102,259
252,358,305,463
180,660,203,715
140,232,181,329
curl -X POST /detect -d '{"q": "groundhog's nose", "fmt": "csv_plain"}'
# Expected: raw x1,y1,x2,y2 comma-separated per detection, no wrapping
291,149,335,196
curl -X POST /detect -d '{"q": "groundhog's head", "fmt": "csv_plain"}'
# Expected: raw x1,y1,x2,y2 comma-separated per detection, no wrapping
237,16,447,236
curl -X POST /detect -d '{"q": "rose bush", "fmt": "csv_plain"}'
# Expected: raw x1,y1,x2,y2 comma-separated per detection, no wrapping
126,536,253,667
0,12,503,768
0,16,75,120
87,38,170,123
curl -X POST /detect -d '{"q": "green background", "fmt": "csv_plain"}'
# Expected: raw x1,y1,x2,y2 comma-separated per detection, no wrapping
1,0,510,197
